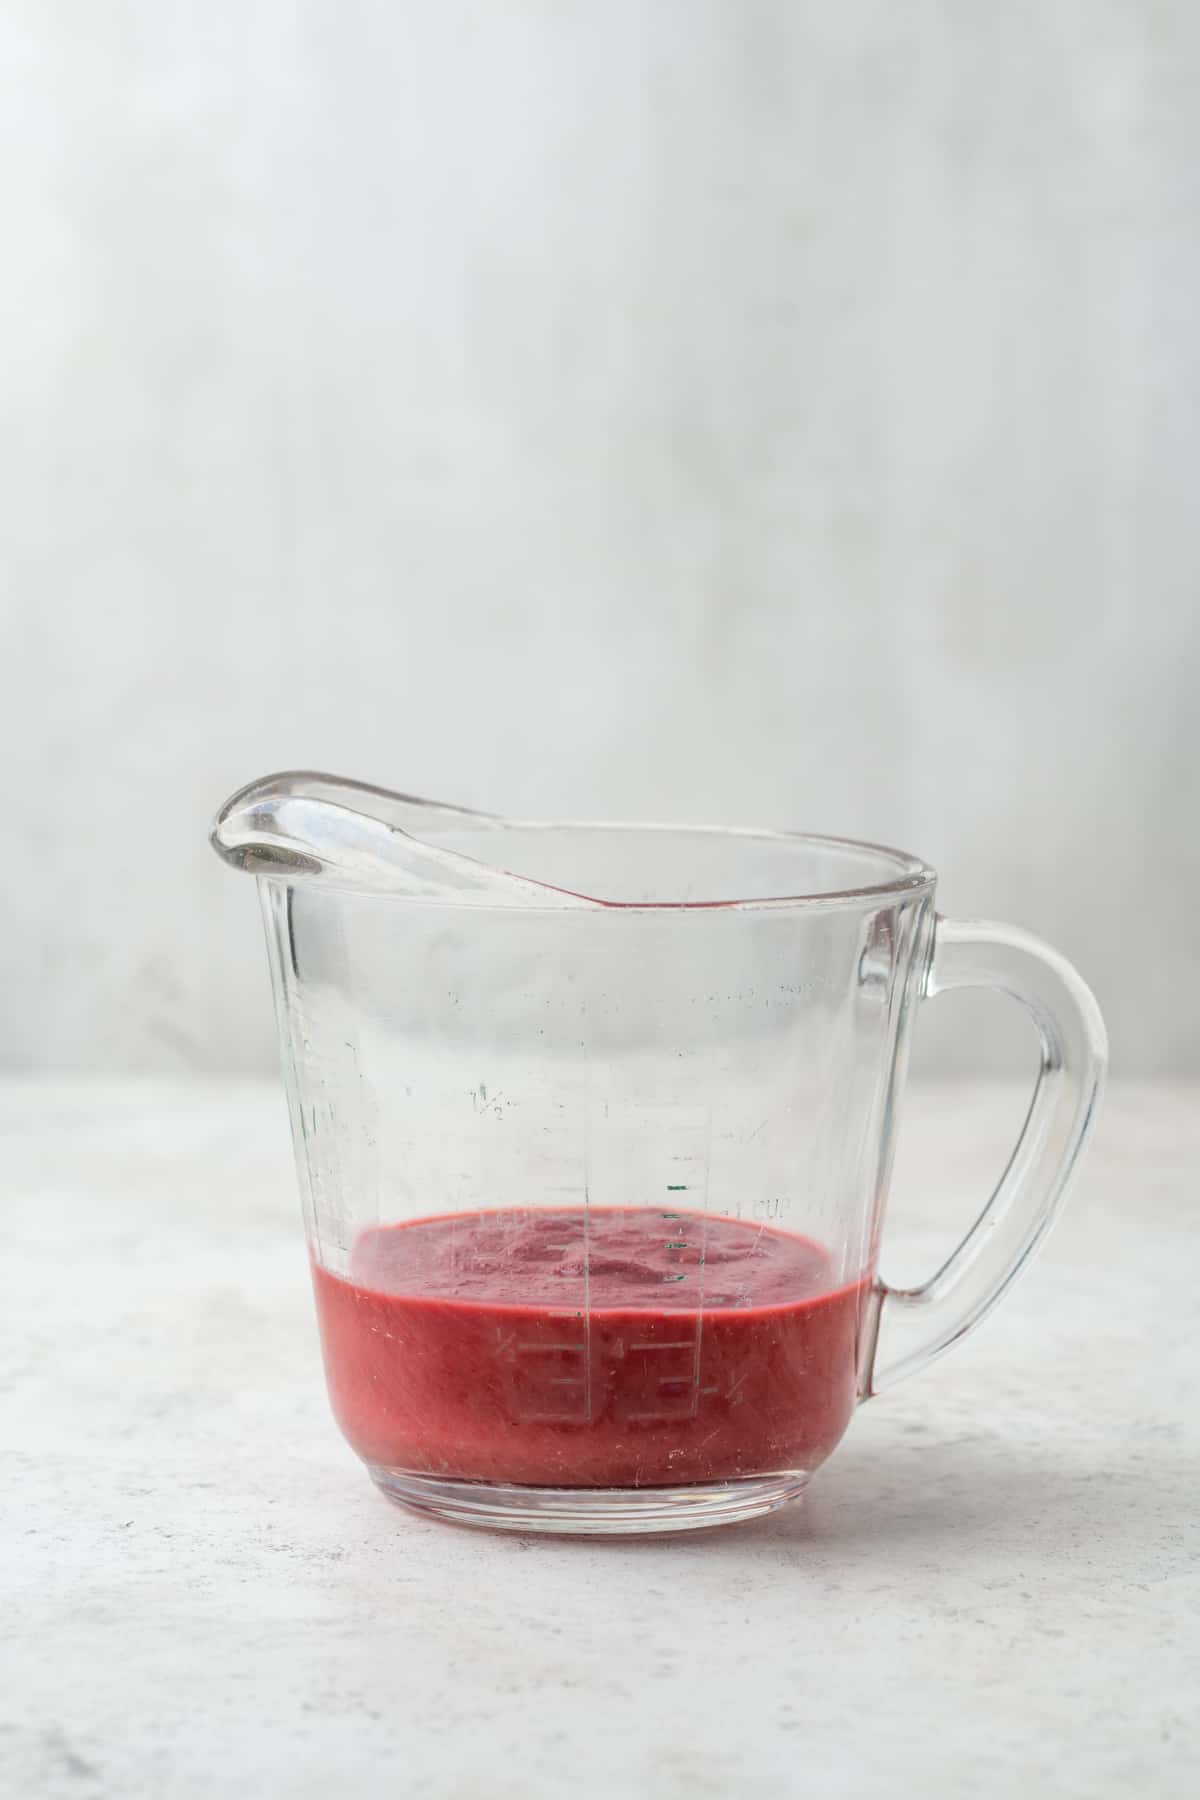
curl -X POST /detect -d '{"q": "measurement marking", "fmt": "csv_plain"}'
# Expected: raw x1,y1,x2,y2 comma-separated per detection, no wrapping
547,1376,585,1386
516,1341,586,1352
630,1340,695,1352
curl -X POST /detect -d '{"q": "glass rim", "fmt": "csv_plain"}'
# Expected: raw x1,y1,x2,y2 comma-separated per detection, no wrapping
471,820,938,911
214,773,937,910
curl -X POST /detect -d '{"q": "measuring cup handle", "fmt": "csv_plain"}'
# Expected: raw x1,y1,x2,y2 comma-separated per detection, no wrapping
866,916,1107,1394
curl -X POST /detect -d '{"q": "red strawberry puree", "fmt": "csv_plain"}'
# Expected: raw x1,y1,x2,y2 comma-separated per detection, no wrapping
312,1208,873,1488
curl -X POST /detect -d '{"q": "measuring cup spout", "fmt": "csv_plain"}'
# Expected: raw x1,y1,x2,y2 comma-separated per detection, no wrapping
210,770,597,906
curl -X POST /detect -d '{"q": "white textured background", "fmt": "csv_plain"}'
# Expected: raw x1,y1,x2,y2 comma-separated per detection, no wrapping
1,1,1195,1076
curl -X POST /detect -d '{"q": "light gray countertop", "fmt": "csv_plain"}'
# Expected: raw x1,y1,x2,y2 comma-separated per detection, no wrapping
3,1079,1197,1799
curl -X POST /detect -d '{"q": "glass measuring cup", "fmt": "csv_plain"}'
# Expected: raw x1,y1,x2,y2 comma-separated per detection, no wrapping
212,772,1106,1535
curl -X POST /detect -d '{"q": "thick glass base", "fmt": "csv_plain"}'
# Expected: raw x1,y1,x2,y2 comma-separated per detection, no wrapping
367,1465,811,1536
